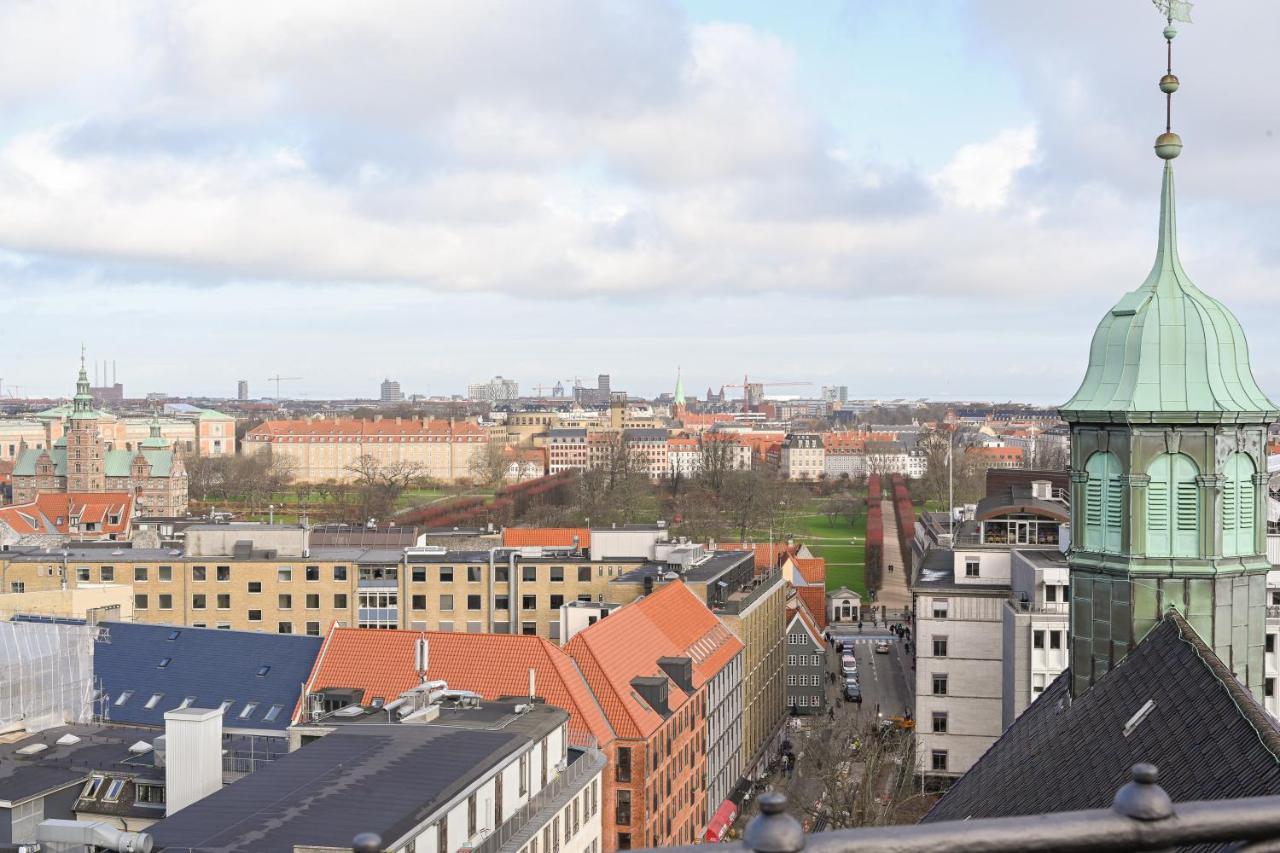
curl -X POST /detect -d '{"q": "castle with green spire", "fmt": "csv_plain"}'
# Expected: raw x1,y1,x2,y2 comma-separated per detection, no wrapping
1060,17,1277,699
10,355,189,517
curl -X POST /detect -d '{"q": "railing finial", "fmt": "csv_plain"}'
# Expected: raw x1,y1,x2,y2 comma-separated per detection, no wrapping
353,832,384,853
744,792,805,853
1113,763,1174,821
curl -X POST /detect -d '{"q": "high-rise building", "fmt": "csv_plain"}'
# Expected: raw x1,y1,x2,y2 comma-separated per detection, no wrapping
466,375,519,402
379,378,403,403
821,385,849,403
236,380,249,401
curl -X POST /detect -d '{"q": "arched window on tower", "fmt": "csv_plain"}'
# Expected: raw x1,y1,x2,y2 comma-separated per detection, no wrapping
1147,453,1200,558
1222,452,1257,558
1084,451,1123,553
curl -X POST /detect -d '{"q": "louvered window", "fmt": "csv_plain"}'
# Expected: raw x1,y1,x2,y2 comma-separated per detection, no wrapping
1084,452,1123,553
1146,453,1200,558
1223,453,1257,557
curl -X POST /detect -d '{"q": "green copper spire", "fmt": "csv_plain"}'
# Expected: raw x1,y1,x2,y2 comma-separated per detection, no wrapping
141,413,170,449
70,345,99,421
1062,11,1277,422
674,367,686,407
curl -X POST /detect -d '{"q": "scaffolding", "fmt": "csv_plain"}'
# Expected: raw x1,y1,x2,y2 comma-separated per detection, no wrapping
0,619,95,733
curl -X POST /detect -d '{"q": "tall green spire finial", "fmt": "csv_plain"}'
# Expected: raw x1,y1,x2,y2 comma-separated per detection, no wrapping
1152,0,1192,159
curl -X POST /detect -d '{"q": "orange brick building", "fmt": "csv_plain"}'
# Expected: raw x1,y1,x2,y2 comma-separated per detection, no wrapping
296,581,743,853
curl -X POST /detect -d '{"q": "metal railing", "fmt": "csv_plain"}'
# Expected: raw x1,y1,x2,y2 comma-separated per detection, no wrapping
1007,595,1070,615
346,762,1280,853
471,747,606,853
715,569,782,615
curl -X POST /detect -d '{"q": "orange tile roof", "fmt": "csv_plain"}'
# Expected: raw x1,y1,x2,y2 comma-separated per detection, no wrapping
796,586,828,629
565,582,743,740
246,418,485,439
299,628,614,745
788,598,824,641
716,541,798,572
0,492,133,536
667,437,699,450
791,557,827,585
502,527,591,548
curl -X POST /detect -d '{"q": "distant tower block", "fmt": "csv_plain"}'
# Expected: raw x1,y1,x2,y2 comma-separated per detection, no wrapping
237,380,249,401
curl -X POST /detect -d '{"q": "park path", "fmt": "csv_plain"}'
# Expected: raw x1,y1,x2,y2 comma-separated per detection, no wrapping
876,498,911,616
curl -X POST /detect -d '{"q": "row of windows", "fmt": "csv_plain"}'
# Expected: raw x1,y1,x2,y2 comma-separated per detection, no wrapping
786,654,822,667
77,563,625,584
135,593,350,611
786,674,822,687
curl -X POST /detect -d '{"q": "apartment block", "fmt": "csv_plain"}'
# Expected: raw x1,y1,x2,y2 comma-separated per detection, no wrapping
242,417,487,483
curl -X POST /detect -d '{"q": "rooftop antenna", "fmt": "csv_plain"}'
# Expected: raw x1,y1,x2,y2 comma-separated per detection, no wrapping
1152,0,1193,160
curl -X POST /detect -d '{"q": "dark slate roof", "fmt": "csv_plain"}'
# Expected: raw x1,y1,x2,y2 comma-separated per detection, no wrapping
147,726,522,852
95,622,322,731
926,612,1280,824
0,725,156,806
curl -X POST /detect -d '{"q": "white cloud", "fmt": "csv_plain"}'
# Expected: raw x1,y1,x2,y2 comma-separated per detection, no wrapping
931,126,1038,211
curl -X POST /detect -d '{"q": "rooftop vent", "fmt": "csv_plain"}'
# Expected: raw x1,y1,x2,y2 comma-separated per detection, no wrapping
16,743,48,756
56,734,81,746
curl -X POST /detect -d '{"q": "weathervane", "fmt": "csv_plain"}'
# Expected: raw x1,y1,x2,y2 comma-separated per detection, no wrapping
1152,0,1193,160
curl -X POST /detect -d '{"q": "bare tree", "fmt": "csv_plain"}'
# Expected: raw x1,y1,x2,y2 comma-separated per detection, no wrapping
720,469,784,543
344,455,427,524
468,439,510,488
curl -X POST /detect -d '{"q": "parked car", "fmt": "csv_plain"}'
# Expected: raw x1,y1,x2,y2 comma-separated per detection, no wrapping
841,655,857,675
839,638,856,653
874,641,891,654
844,680,862,703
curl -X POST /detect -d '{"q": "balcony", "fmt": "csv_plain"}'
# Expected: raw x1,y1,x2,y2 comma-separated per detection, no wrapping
471,746,607,853
715,569,782,615
1007,594,1069,616
341,763,1280,853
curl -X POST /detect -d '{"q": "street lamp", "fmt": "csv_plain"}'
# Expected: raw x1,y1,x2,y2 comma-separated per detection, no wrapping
268,504,275,525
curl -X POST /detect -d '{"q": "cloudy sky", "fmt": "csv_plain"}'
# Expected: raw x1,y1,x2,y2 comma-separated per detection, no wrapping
2,0,1277,403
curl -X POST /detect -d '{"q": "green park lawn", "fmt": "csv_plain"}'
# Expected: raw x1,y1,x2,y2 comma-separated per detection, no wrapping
763,505,868,597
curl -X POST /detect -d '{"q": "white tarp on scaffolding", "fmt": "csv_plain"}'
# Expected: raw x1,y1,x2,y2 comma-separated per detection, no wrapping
0,620,95,733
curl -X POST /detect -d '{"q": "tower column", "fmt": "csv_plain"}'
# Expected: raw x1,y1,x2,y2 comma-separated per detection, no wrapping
1121,473,1150,556
1197,475,1224,560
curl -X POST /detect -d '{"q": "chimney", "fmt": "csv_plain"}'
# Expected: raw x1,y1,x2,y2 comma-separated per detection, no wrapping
630,676,670,717
528,667,536,701
164,708,223,816
657,656,694,693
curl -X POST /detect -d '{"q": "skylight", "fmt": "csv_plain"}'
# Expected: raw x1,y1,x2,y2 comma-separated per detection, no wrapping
56,734,81,746
218,700,234,713
16,743,48,756
177,696,195,709
167,630,181,641
114,691,134,707
158,657,172,668
257,665,271,677
263,704,283,722
1123,699,1157,737
103,778,125,802
239,702,258,719
145,693,163,709
81,776,104,799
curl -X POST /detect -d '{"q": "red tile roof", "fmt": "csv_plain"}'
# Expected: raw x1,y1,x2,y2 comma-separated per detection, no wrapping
502,528,591,548
565,582,743,740
791,557,827,586
788,599,824,643
299,628,614,744
715,542,798,572
0,492,133,537
796,586,828,629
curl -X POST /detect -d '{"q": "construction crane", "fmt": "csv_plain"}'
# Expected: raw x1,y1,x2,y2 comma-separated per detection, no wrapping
722,374,813,412
267,375,302,398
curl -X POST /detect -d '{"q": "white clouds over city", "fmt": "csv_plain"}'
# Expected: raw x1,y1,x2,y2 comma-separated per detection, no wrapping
0,0,1276,400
